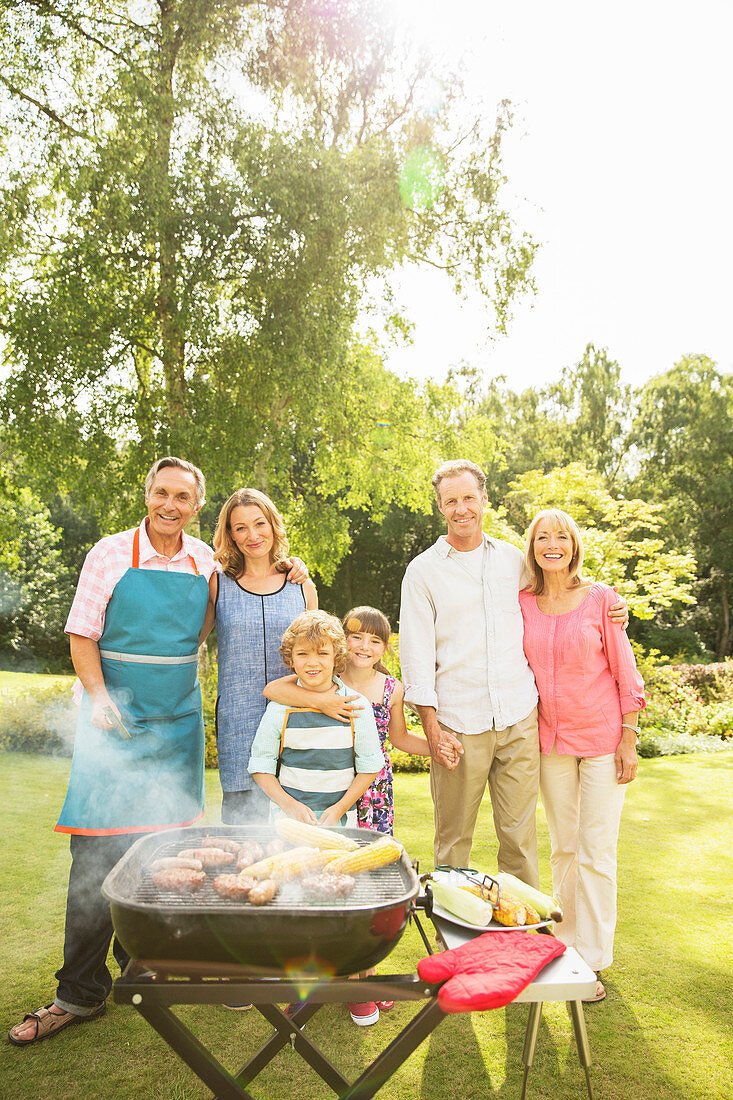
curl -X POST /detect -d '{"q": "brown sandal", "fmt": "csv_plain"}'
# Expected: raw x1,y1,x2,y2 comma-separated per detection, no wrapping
8,1002,105,1046
582,974,607,1003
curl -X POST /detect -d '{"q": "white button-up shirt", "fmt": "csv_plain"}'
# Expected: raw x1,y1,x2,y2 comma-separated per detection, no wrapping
399,534,538,734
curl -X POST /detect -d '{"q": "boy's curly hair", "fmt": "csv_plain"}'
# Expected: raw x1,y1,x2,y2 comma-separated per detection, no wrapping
280,610,347,674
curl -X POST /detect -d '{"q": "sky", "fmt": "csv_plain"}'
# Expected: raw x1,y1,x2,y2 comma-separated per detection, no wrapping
381,0,733,393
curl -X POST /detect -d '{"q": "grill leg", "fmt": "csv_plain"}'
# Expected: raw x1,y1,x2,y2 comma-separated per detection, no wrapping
134,1002,252,1100
236,1004,349,1095
336,998,447,1100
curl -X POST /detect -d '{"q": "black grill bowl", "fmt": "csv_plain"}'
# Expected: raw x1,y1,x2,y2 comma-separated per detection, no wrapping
102,824,419,976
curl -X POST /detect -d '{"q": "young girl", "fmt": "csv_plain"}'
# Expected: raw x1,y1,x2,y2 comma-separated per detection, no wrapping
263,605,456,834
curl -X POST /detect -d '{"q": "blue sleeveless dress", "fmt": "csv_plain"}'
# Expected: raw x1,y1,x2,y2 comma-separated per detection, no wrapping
215,573,306,791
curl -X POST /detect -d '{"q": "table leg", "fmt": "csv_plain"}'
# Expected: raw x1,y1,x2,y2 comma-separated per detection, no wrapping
519,1001,542,1100
568,1000,594,1100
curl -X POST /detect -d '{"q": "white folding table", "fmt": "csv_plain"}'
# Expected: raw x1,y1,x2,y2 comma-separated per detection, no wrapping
431,915,598,1099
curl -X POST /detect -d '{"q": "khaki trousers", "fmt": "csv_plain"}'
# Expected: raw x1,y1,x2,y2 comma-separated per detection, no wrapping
540,747,626,972
430,708,540,888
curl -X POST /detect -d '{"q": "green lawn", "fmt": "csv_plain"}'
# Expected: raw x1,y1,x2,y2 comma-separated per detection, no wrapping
0,670,75,694
1,750,731,1100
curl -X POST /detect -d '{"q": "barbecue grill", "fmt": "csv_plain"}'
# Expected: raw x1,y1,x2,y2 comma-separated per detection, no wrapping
108,827,597,1099
102,823,419,975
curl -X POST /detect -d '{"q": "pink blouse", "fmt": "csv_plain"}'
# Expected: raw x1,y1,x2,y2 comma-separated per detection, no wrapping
518,583,646,757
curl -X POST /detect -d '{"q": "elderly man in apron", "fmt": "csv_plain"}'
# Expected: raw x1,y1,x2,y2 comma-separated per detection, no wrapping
9,456,218,1047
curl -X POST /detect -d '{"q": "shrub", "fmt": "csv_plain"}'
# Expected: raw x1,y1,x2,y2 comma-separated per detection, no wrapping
638,728,731,758
198,649,219,769
0,682,76,755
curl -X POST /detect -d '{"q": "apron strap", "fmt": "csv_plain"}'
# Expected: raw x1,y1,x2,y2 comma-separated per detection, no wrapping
132,524,200,574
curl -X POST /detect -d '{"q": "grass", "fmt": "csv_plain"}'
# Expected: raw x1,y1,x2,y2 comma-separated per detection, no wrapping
0,670,75,694
1,750,731,1100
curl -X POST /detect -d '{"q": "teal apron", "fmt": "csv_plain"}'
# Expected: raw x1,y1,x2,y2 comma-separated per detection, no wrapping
56,528,210,836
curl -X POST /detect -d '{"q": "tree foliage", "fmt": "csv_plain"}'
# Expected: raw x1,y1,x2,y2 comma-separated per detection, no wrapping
0,477,73,666
632,356,733,657
504,463,696,620
0,0,533,556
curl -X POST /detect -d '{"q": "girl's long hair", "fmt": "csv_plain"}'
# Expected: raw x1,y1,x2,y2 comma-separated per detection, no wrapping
342,606,391,675
213,488,290,580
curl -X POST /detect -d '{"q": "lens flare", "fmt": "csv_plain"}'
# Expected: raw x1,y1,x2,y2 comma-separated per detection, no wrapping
283,956,336,1001
399,146,444,210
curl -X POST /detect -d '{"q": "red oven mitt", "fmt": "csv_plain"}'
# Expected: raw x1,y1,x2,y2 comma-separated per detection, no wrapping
418,932,566,1013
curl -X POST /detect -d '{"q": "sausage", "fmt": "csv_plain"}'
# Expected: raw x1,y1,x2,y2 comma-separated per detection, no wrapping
212,874,258,901
248,878,278,906
201,837,241,855
150,856,203,873
178,847,235,869
301,873,356,902
243,840,265,861
266,838,286,858
236,841,265,871
152,868,207,894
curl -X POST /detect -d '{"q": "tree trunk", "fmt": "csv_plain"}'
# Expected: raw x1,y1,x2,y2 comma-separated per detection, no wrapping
717,578,730,659
156,0,187,431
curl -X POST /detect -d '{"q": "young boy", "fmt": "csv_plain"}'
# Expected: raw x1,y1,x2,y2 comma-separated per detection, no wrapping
248,610,384,826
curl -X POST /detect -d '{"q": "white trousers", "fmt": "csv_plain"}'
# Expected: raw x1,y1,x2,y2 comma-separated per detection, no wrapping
540,747,626,972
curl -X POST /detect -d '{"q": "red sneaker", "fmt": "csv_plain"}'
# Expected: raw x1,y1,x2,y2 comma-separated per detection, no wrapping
375,1000,394,1011
348,1001,379,1026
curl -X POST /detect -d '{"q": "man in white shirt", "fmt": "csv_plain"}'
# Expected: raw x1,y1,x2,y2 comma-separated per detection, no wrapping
399,459,543,885
400,459,628,884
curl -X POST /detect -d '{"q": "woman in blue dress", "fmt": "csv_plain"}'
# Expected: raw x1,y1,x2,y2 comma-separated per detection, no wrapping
212,488,317,823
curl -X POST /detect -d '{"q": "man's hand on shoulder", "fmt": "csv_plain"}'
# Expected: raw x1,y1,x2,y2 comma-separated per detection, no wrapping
608,587,629,631
284,557,308,584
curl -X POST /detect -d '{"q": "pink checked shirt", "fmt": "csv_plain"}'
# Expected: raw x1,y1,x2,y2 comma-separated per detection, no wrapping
65,518,217,642
518,582,645,757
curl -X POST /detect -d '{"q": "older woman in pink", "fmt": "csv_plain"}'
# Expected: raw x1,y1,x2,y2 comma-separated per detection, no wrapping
518,508,645,1003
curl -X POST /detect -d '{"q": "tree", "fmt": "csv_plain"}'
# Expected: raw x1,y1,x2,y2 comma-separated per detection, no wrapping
0,0,533,565
632,356,733,657
467,344,632,500
0,475,74,668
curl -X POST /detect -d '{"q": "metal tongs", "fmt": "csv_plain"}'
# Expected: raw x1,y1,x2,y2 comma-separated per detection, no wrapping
434,865,502,907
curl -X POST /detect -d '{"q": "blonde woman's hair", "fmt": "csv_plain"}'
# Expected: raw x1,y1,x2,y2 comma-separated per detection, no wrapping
213,488,290,579
342,606,391,675
524,508,585,595
280,610,348,674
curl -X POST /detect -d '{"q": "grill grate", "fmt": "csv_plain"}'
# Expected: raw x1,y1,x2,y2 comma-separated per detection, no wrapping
125,826,412,911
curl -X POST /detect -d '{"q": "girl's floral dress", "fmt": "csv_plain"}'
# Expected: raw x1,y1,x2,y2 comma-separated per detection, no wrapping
356,675,396,834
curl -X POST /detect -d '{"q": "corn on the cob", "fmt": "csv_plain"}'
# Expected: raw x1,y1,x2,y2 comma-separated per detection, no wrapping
248,846,333,882
275,818,358,852
522,902,542,925
493,872,563,922
459,882,539,926
492,889,527,927
325,836,403,876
